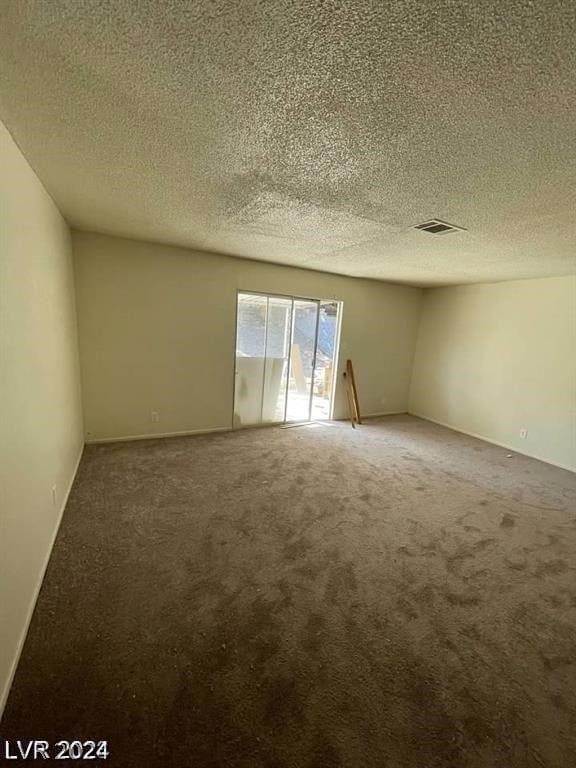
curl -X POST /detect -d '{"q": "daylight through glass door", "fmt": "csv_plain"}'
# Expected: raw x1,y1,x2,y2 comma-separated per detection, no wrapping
233,292,341,428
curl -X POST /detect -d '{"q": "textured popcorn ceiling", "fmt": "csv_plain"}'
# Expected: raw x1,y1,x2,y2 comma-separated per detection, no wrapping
1,1,575,285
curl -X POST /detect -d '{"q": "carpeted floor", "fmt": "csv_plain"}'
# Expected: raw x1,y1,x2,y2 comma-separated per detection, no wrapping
2,415,576,767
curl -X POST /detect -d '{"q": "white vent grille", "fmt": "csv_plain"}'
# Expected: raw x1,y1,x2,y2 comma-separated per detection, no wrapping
414,219,466,235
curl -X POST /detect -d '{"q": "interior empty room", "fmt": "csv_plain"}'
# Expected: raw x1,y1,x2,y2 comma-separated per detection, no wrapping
1,2,575,767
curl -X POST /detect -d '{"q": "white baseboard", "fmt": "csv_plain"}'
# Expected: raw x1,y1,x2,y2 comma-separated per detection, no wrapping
409,412,576,474
86,425,230,444
88,416,409,442
0,444,84,721
333,410,407,422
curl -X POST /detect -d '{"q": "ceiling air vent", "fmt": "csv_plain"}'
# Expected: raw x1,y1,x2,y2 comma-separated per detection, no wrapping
414,219,466,235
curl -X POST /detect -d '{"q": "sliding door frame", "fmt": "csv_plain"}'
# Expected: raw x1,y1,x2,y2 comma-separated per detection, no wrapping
232,289,341,429
284,296,321,424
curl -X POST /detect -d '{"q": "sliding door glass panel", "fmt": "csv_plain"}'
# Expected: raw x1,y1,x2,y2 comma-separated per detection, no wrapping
311,301,340,420
234,293,268,427
285,299,319,423
234,292,341,427
261,297,293,424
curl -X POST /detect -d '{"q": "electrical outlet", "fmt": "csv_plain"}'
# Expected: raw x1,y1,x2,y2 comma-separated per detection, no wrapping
519,429,528,439
51,485,57,505
151,411,159,423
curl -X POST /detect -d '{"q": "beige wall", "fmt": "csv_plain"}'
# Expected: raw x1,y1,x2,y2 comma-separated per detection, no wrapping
0,123,84,713
410,277,576,471
73,231,423,441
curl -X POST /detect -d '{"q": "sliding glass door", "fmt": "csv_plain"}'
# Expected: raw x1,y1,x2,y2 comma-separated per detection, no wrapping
233,292,340,428
262,296,292,424
311,300,340,420
285,299,319,422
234,293,267,427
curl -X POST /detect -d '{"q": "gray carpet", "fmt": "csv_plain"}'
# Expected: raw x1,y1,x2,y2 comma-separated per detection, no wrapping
2,415,576,767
